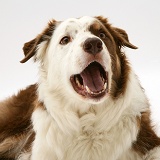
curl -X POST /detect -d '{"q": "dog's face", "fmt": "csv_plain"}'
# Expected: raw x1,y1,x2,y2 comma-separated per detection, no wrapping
47,16,112,104
21,16,137,104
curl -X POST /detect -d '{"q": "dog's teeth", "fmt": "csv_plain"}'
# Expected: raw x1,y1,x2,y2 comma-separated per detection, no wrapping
75,77,79,85
76,77,81,87
104,82,107,90
86,84,107,95
102,77,105,82
85,86,91,93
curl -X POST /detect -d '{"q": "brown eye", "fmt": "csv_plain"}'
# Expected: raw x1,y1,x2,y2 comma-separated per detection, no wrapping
60,36,71,45
99,32,106,39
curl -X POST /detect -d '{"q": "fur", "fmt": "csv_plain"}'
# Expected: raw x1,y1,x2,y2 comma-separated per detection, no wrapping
0,16,160,160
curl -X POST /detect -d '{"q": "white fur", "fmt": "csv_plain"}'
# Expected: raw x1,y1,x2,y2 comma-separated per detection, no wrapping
144,147,160,160
19,16,160,160
30,71,148,160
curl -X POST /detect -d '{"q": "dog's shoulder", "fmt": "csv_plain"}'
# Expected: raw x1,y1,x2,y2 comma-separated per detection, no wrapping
0,84,37,131
0,84,37,159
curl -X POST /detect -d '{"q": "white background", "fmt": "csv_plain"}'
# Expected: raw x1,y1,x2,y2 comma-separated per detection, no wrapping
0,0,160,132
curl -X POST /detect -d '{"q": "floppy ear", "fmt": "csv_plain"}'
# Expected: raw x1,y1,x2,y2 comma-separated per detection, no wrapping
20,38,39,63
20,19,57,63
112,27,138,49
95,16,137,50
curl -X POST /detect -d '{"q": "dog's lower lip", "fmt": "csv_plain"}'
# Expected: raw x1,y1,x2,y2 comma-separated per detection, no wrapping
70,62,108,99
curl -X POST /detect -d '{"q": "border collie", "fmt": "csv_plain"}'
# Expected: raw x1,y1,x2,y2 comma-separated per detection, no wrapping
0,16,160,160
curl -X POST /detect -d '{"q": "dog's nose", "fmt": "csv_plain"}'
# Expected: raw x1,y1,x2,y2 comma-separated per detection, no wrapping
83,38,103,55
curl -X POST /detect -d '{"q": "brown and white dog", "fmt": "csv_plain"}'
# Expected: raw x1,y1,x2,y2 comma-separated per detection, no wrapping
0,16,160,160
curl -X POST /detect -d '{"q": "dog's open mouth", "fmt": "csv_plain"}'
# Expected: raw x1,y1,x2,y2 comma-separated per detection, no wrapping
70,61,108,99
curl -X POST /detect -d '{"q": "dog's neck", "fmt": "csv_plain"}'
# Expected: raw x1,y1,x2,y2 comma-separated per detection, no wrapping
36,70,148,135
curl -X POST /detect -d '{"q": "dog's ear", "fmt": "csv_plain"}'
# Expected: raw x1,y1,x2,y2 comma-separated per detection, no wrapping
96,16,137,50
113,27,138,49
20,19,57,63
20,38,39,63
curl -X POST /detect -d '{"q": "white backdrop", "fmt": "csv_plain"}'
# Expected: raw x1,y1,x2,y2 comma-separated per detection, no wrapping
0,0,160,132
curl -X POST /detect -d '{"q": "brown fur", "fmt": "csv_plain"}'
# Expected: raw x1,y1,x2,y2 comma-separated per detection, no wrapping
91,17,135,98
0,84,37,159
133,110,160,155
20,19,57,63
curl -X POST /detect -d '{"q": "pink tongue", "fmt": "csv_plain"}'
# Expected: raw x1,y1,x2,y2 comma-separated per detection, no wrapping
80,63,104,92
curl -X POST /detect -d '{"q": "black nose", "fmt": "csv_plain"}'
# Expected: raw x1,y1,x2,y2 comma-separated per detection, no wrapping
83,38,103,55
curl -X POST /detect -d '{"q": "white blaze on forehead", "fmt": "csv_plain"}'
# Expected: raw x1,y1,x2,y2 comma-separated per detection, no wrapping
57,16,96,34
77,16,96,28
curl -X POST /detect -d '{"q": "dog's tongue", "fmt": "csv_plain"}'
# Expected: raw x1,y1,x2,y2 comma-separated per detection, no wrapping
80,63,104,92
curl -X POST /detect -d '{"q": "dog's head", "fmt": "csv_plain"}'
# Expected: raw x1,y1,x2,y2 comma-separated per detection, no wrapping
21,16,137,104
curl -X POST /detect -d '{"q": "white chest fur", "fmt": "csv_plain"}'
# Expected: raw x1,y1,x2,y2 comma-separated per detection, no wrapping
30,105,139,160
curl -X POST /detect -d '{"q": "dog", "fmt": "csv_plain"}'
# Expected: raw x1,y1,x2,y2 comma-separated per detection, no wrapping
0,16,160,160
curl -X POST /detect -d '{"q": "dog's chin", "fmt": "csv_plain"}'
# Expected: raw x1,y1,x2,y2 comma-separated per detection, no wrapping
70,61,109,103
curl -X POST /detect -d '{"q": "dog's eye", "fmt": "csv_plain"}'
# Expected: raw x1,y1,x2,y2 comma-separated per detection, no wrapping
99,32,106,39
60,36,71,45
